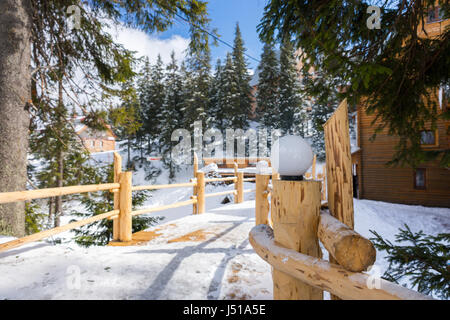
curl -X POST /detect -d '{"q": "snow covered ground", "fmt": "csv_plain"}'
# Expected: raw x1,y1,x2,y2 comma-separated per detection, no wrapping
2,150,449,300
1,194,449,300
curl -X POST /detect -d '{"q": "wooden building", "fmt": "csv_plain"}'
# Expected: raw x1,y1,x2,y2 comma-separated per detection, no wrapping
351,5,449,207
74,117,117,153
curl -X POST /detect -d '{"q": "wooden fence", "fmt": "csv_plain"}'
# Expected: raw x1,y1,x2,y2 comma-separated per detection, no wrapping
0,152,255,253
250,99,433,300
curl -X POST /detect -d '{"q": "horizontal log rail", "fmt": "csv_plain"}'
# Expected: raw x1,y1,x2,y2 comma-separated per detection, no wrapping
129,199,198,218
204,177,237,183
318,211,376,272
204,190,237,198
0,210,119,253
243,188,256,193
131,182,197,192
243,178,256,182
0,183,120,204
249,224,433,300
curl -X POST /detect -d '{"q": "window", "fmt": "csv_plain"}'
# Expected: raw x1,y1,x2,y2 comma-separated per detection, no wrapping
90,140,95,147
414,169,426,190
427,6,443,23
420,130,438,147
100,141,104,148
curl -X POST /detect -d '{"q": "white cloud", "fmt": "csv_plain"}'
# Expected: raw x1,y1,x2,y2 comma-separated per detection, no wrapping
108,24,190,64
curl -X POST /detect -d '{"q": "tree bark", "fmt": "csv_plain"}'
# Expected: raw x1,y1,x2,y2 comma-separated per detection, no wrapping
0,0,31,236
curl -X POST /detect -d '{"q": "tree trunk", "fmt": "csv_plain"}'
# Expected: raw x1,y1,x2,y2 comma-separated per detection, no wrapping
54,149,63,228
0,0,31,237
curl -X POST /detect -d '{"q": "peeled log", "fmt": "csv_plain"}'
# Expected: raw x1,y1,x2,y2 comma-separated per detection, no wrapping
249,224,433,300
318,211,376,272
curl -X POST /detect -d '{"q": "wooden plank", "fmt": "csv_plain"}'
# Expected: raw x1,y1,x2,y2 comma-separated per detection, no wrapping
0,210,119,253
323,99,354,228
255,174,270,225
0,183,120,204
235,172,244,203
249,224,433,300
271,180,323,300
323,99,355,299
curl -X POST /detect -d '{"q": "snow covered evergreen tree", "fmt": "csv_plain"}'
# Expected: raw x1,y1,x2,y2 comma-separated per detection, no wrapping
231,23,252,130
256,43,280,131
137,55,165,156
161,52,185,179
279,39,303,135
208,58,224,130
218,53,240,131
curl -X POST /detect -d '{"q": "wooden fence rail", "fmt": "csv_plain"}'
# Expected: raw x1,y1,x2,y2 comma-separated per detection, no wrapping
0,153,256,253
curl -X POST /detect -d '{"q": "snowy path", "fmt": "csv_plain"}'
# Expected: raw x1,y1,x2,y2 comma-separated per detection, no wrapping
0,198,448,300
0,201,273,300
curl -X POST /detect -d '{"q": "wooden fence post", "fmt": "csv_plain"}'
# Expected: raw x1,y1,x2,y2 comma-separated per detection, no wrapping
271,179,323,300
193,152,198,214
113,152,122,241
119,171,132,242
255,174,270,225
312,154,317,180
235,171,244,203
196,171,205,214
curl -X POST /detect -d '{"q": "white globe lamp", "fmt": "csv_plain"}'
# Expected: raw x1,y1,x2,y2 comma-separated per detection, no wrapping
270,135,314,180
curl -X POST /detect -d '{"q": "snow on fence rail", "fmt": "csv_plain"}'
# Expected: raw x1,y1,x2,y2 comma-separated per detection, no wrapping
0,152,256,253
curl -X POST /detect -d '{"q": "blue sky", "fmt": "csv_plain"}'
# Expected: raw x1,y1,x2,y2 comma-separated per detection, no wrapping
157,0,267,71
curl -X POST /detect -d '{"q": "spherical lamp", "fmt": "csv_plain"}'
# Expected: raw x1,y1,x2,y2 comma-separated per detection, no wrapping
270,135,314,180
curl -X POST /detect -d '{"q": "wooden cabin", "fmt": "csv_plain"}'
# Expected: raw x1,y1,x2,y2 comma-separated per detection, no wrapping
351,5,450,207
74,117,117,153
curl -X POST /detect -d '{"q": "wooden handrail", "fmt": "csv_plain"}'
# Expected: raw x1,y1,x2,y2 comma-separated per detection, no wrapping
243,188,255,193
249,224,432,300
0,209,119,253
0,183,120,204
131,182,197,191
204,190,237,199
126,199,198,218
243,178,256,182
204,177,237,183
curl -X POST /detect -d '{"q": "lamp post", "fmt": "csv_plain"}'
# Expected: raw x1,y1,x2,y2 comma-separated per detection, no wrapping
270,135,314,181
269,135,323,300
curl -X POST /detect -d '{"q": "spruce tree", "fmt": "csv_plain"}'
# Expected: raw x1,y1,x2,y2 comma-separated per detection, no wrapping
208,58,224,130
279,39,303,135
161,52,184,180
219,53,241,130
256,43,280,132
231,23,252,130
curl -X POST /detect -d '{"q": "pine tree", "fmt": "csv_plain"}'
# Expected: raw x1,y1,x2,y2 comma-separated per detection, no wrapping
256,43,280,132
161,52,184,180
208,58,224,130
279,39,303,135
183,46,211,130
138,55,165,156
370,225,450,299
231,23,252,130
219,53,241,131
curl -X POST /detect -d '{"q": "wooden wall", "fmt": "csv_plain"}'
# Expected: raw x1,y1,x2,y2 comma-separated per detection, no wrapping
357,103,450,208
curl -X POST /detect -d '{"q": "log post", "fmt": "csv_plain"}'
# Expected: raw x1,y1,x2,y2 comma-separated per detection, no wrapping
312,154,317,180
235,171,244,203
255,174,270,225
193,152,198,214
271,179,323,300
113,152,122,240
196,171,205,214
119,171,132,242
